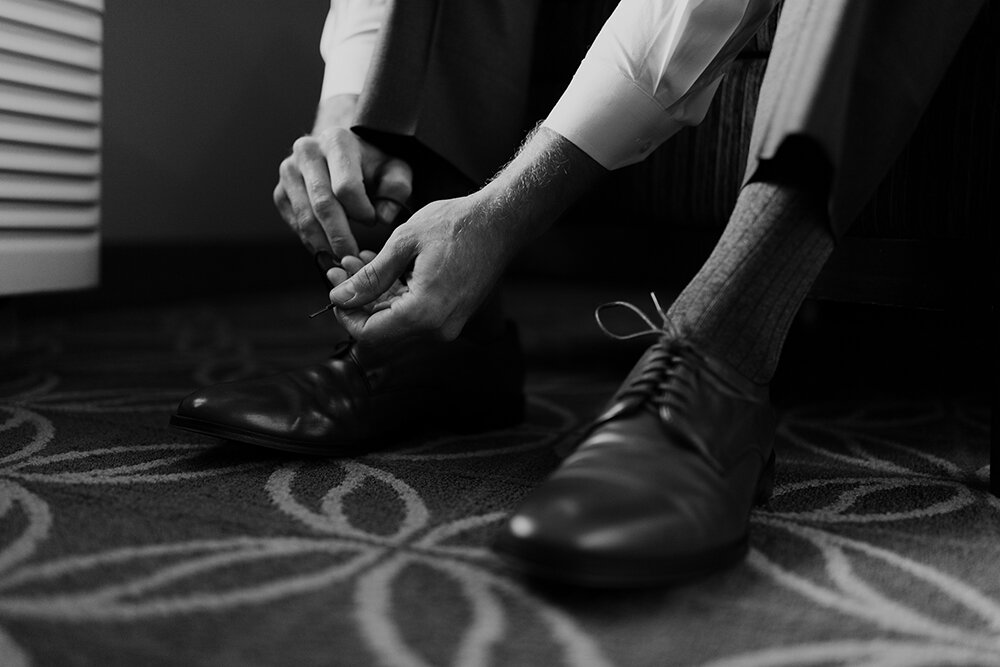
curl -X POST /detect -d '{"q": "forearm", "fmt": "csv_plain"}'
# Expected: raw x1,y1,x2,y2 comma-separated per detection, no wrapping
477,126,607,258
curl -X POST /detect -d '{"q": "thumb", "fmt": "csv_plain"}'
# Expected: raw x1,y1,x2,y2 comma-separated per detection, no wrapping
328,237,413,308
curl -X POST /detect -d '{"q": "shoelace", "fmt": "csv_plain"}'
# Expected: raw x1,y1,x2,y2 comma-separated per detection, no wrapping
594,292,699,415
595,293,725,471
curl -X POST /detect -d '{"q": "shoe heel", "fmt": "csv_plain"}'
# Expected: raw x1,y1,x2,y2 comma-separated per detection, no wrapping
754,450,776,506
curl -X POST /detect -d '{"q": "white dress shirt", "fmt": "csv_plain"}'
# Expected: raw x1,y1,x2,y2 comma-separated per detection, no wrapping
319,0,388,103
320,0,777,170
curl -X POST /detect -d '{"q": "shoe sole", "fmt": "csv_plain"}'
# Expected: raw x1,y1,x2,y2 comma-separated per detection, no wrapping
169,401,525,457
169,414,380,456
492,535,751,588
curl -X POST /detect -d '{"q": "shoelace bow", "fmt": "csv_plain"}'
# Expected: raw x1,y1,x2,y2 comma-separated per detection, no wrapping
595,293,730,472
594,293,700,415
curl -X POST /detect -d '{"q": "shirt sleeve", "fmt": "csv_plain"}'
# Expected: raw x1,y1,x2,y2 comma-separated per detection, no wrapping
543,0,778,170
319,0,389,102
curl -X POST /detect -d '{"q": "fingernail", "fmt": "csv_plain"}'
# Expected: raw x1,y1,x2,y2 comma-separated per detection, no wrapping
376,201,399,225
330,281,357,306
315,251,338,271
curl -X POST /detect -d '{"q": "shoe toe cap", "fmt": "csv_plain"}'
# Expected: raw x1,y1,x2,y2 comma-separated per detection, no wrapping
495,471,747,585
175,381,245,422
173,378,304,437
172,371,365,448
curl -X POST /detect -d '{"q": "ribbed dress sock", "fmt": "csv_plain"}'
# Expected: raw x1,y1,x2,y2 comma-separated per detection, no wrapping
666,180,835,384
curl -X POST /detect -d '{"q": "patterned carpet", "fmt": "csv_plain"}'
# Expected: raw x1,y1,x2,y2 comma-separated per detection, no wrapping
0,284,995,666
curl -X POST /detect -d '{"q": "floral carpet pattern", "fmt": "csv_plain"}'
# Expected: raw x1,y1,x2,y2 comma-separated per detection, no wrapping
0,289,995,666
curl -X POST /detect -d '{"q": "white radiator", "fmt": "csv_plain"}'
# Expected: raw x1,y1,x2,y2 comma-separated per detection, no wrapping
0,0,102,295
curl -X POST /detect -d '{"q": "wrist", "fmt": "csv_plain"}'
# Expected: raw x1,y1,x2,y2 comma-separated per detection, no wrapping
478,126,606,249
466,187,525,265
313,94,360,134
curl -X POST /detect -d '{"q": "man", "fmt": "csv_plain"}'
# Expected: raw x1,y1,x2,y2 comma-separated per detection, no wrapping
171,0,984,586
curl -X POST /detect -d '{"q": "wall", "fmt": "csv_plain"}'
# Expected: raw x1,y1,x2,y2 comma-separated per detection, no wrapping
102,0,328,243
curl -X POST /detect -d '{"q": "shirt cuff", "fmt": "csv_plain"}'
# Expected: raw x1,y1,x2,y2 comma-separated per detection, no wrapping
543,60,719,170
320,35,379,100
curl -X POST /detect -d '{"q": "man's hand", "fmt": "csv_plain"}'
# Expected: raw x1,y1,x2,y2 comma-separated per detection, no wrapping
273,94,413,267
329,251,409,317
325,194,510,345
323,127,607,347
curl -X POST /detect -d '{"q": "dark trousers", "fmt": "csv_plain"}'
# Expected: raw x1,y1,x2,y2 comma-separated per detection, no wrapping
353,0,984,234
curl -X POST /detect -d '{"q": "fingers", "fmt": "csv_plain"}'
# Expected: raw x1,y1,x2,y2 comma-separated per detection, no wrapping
286,136,360,259
276,152,360,260
326,254,368,286
276,129,413,270
333,289,458,345
328,236,415,309
273,179,335,260
334,304,379,340
339,255,366,278
326,266,348,287
327,248,463,345
298,157,358,260
372,158,413,226
331,254,451,343
334,291,417,344
320,129,376,225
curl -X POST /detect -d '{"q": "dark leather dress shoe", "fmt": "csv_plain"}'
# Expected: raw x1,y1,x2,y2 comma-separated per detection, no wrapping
170,324,524,455
493,301,774,587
